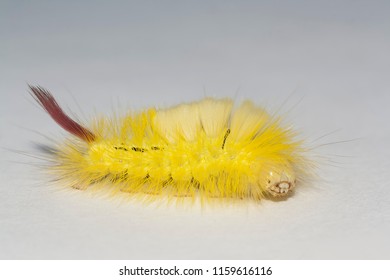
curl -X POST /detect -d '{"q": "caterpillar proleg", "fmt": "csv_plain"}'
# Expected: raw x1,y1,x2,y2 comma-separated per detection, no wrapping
30,85,310,201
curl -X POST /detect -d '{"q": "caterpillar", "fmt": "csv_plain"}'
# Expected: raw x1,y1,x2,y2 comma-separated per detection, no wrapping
30,85,310,202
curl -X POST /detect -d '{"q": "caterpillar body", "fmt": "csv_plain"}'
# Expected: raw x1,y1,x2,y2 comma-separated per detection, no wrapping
30,86,310,201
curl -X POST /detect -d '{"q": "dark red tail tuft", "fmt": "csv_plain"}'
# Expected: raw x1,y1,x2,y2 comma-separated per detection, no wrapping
29,85,96,142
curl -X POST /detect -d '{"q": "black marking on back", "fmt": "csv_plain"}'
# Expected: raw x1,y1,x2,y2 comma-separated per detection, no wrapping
114,146,164,152
131,147,146,152
114,146,129,151
222,128,231,149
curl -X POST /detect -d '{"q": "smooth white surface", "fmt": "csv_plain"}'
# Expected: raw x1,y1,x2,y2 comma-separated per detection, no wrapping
1,1,389,259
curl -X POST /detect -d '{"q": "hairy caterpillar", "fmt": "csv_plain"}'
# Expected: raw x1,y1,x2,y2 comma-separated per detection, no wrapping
30,85,310,201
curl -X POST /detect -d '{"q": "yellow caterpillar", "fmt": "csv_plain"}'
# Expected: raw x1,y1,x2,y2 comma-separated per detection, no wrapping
30,85,310,201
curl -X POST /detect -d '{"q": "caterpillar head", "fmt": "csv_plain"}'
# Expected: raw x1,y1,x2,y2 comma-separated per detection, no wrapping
264,165,296,197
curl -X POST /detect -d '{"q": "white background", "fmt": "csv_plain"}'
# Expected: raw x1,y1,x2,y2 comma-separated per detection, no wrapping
1,260,390,280
1,1,389,259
